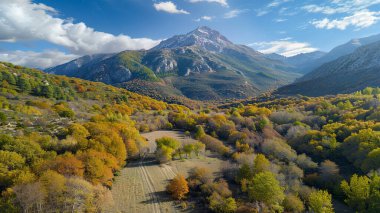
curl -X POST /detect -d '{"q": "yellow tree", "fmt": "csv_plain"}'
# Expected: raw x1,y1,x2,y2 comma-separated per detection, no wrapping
308,190,334,213
167,174,189,200
253,154,270,174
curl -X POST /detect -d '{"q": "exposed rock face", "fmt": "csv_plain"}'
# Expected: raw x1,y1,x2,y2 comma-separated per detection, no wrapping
46,27,300,101
143,47,221,76
152,26,233,52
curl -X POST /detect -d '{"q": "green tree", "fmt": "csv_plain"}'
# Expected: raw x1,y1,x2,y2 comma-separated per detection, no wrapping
156,137,180,150
341,174,370,211
368,174,380,212
248,172,285,211
236,163,253,183
0,150,25,170
209,192,237,213
41,85,54,98
156,146,175,163
194,125,206,139
183,143,194,158
193,141,205,156
0,112,7,125
17,77,31,93
363,87,374,95
253,154,270,174
2,71,16,85
283,194,305,213
361,148,380,172
308,190,334,213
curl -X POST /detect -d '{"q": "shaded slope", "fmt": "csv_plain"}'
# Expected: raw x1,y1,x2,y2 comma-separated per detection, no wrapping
277,41,380,96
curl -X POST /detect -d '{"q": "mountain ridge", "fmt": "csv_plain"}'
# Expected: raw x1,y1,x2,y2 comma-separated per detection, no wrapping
300,33,380,73
265,51,326,73
47,27,300,101
276,40,380,96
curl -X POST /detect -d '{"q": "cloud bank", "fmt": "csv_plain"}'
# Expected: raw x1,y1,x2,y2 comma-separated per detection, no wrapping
304,0,380,30
0,50,78,69
0,0,160,68
311,10,380,30
251,40,318,57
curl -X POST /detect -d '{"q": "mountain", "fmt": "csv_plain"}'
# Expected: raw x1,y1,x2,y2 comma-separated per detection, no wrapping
276,40,380,96
266,51,326,73
286,51,326,67
152,26,233,52
47,27,300,101
45,53,115,76
301,33,380,73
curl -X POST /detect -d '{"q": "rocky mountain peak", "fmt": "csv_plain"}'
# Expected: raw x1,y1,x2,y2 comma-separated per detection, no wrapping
151,26,233,52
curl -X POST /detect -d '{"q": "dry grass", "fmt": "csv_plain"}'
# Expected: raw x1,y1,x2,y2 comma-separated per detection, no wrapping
110,131,225,213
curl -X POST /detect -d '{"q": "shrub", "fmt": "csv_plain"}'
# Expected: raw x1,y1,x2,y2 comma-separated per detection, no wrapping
167,174,189,200
199,135,230,155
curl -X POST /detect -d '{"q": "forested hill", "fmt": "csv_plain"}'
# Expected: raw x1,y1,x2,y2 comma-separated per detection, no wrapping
0,62,176,110
0,62,187,212
0,62,379,213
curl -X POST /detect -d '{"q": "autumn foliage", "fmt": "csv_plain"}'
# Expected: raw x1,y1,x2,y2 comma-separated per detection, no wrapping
167,174,189,200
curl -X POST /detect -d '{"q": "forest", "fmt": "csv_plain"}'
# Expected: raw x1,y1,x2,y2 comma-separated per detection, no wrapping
0,62,379,213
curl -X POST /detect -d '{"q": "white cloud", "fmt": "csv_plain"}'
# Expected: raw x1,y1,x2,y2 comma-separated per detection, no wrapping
195,16,213,22
275,18,287,22
256,9,269,17
153,1,190,14
250,40,318,57
303,0,380,15
0,50,78,69
311,10,380,30
224,9,248,19
189,0,228,7
268,0,292,8
303,5,347,15
0,0,161,56
256,0,292,16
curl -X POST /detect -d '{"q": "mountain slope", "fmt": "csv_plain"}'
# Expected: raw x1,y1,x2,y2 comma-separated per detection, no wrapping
266,51,326,73
277,40,380,96
45,53,115,76
302,33,380,73
47,27,300,101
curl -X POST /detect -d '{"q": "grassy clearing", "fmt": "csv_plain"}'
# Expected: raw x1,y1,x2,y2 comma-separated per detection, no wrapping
110,131,225,213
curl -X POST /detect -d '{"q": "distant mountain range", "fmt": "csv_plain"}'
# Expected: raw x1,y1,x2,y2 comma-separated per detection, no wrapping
277,40,380,96
266,51,326,74
301,33,380,73
47,27,380,100
267,33,380,75
46,27,300,101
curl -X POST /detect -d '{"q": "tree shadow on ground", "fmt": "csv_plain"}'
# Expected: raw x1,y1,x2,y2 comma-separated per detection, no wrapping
141,191,211,213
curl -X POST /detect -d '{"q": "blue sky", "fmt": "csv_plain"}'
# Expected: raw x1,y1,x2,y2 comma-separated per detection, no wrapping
1,0,380,68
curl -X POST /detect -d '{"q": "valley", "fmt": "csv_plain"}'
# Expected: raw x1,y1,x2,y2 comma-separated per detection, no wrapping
1,1,380,212
0,59,379,213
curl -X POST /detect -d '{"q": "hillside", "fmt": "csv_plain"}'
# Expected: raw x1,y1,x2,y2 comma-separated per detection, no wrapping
277,40,380,96
0,62,379,213
0,61,192,212
266,51,326,74
301,33,380,73
47,27,300,101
